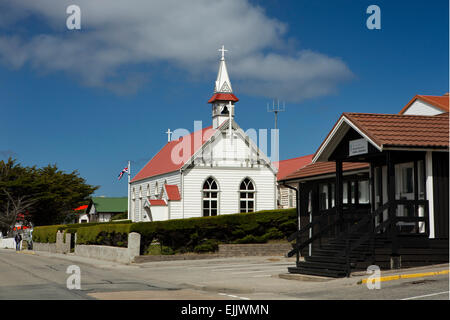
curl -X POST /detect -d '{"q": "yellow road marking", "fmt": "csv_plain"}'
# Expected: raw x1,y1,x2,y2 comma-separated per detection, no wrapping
17,250,35,255
361,269,449,284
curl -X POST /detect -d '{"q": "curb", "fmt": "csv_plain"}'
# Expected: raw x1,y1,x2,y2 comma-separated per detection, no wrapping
360,269,449,284
278,273,332,282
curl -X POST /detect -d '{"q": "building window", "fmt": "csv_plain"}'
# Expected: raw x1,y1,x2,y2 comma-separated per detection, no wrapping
146,184,150,197
358,180,370,204
203,177,219,217
240,178,255,213
319,183,329,211
155,181,159,196
288,189,294,208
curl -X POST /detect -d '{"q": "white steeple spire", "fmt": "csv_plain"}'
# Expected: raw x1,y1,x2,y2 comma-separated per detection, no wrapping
214,45,233,93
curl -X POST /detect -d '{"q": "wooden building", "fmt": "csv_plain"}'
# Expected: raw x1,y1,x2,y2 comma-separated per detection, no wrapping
280,95,449,277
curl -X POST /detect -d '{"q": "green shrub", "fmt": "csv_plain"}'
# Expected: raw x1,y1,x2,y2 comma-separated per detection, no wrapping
194,239,219,253
111,212,128,221
234,234,267,244
32,225,66,243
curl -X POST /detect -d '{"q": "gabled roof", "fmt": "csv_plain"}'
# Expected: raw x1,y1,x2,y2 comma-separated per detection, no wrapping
90,197,127,213
164,184,181,201
274,154,313,181
314,112,449,162
131,126,216,182
399,94,449,114
148,199,167,206
281,161,369,182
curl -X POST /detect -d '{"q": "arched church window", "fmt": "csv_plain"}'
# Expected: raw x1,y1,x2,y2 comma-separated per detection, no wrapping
146,184,150,197
240,178,255,213
139,186,142,198
203,177,219,217
154,181,159,196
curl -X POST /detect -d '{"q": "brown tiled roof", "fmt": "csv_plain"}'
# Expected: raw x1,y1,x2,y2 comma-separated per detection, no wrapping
343,112,449,149
399,94,449,114
282,162,369,181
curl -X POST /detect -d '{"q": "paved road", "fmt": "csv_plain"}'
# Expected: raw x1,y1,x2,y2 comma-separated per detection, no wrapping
0,249,448,300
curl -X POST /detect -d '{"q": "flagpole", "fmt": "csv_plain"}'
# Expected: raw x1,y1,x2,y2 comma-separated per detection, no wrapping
127,160,131,221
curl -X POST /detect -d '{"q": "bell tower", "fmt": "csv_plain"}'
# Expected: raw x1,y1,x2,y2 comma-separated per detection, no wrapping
208,45,239,129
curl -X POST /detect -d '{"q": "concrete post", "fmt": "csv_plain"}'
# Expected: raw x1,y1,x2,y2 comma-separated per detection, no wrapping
128,232,141,262
56,231,63,253
65,233,71,254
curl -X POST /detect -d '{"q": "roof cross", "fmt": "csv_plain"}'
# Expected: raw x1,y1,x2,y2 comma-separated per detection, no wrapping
166,128,173,142
218,45,228,60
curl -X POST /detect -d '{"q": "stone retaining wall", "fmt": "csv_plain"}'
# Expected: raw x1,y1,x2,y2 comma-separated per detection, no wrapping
134,242,292,263
33,242,57,253
218,243,292,257
72,232,141,264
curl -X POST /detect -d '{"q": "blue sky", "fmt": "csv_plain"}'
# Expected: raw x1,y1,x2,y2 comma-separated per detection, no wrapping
0,0,448,197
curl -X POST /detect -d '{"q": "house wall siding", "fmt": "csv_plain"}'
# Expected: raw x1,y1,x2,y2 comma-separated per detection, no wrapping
130,171,180,222
182,166,276,218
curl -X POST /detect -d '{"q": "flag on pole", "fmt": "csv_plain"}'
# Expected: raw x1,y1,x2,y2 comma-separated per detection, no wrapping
118,166,129,180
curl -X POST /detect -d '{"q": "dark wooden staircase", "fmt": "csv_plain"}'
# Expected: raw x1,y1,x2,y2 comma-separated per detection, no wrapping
286,201,449,278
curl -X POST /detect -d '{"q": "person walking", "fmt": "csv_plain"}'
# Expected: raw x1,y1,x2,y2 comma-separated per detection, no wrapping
14,233,22,251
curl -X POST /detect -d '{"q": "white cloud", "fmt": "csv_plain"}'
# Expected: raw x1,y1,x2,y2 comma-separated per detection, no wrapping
0,0,353,101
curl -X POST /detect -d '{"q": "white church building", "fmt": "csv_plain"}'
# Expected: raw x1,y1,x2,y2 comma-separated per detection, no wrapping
128,47,278,222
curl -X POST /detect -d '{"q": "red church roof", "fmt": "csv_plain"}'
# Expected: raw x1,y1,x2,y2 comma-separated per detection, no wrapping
164,184,181,201
274,154,313,181
131,126,217,182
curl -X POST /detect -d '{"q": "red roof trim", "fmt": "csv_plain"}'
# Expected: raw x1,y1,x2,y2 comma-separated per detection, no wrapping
149,199,167,206
164,184,181,201
208,93,239,103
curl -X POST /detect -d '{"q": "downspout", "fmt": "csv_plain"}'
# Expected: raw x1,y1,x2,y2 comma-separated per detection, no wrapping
181,169,184,219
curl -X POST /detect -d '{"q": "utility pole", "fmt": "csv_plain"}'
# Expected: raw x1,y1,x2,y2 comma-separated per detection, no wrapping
267,99,285,130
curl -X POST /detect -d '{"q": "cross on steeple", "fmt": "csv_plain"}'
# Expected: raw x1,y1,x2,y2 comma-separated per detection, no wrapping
218,45,228,61
166,129,173,142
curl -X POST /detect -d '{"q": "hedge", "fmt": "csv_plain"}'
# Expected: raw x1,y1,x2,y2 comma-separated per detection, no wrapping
32,220,132,243
76,223,132,247
130,209,296,254
32,209,297,254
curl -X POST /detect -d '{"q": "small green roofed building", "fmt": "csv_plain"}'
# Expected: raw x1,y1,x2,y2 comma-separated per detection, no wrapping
78,197,128,223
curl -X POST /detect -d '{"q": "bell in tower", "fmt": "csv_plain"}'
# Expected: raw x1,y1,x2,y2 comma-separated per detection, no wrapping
208,45,239,129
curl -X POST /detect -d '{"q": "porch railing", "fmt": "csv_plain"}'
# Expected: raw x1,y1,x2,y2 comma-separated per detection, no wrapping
287,199,430,274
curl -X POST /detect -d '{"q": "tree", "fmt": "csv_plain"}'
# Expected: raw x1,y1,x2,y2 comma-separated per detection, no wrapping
0,158,98,233
0,189,36,235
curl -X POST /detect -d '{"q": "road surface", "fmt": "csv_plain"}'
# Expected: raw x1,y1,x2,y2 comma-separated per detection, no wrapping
0,249,448,300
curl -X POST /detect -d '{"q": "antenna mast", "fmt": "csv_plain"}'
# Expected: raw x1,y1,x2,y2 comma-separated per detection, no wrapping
267,99,286,130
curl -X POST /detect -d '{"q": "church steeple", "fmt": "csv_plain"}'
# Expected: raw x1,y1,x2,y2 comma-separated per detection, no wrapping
214,46,233,93
208,45,239,129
